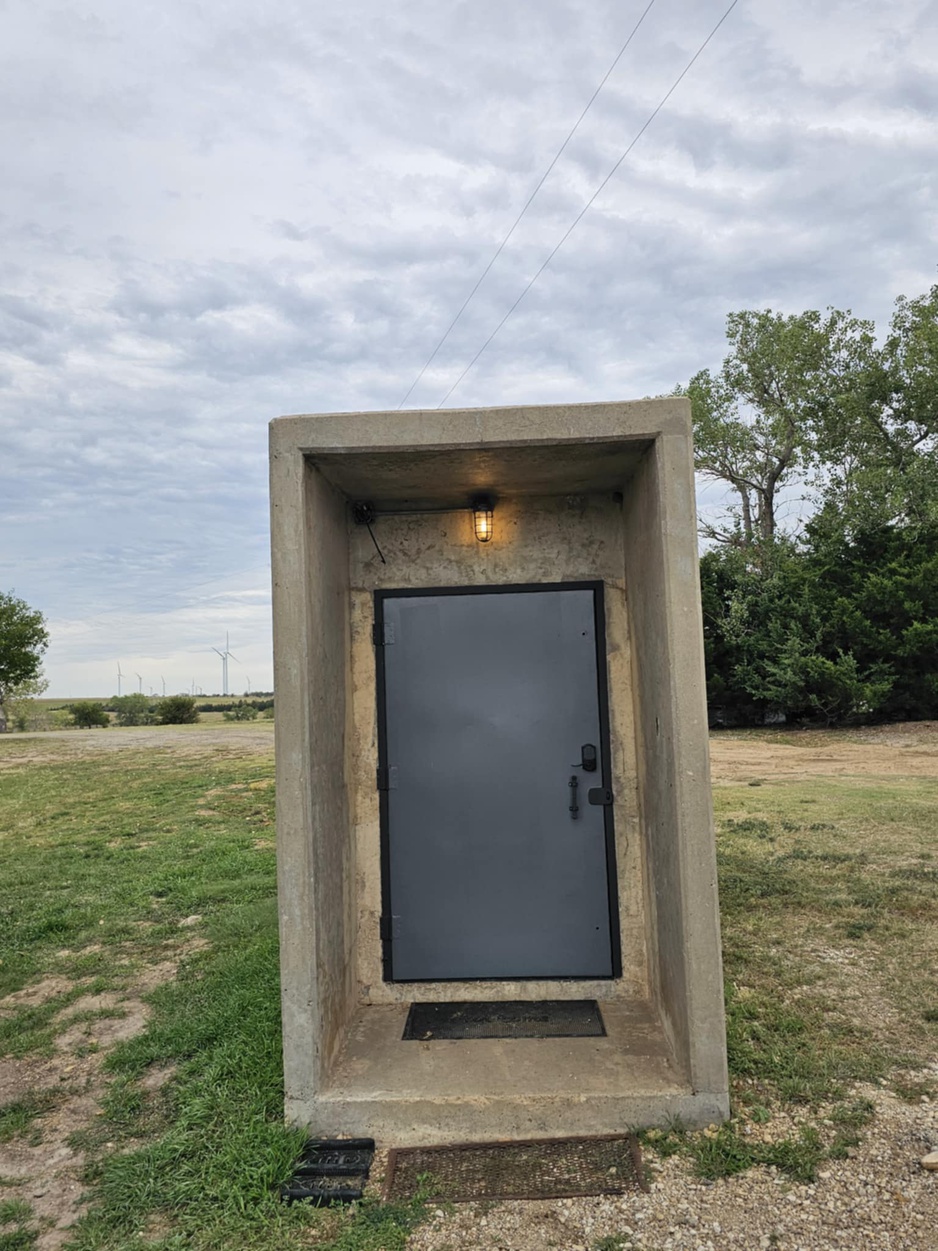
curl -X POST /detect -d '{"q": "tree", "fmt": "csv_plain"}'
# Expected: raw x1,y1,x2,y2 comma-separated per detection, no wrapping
813,283,938,533
0,592,50,733
112,693,155,726
5,676,49,732
157,695,200,725
805,520,938,721
223,701,259,721
699,522,938,726
70,701,110,728
680,308,875,547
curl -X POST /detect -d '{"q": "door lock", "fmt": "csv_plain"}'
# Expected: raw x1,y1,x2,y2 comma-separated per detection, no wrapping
571,743,598,772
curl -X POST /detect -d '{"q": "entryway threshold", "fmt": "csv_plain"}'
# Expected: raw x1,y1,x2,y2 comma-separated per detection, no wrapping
312,998,725,1146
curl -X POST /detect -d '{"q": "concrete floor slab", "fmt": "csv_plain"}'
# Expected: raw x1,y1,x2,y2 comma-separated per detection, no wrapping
315,1000,722,1146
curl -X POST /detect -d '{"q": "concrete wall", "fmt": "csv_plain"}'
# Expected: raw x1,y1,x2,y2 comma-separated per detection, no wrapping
623,434,728,1098
270,398,729,1129
271,452,357,1118
347,493,649,1004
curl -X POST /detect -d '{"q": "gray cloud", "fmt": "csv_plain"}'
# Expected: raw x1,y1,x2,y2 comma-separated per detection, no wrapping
1,0,936,693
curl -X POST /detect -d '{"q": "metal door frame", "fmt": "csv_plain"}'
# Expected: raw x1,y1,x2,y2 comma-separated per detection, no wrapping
374,581,622,983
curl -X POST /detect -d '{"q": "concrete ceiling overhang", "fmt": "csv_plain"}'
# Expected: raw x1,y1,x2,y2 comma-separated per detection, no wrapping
308,439,653,510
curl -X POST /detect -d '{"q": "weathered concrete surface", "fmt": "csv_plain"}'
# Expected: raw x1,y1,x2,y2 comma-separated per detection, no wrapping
271,452,357,1123
622,434,729,1109
269,398,728,1141
316,1000,725,1147
348,494,647,1006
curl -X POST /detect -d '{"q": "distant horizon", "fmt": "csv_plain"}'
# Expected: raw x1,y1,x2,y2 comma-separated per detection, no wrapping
37,691,275,703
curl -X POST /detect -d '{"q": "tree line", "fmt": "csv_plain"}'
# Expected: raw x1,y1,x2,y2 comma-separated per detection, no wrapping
685,281,938,725
3,279,936,731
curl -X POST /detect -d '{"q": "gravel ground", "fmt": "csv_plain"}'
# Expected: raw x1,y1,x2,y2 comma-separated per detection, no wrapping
401,1086,937,1250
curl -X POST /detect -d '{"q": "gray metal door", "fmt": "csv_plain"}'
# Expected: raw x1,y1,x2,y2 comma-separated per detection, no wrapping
377,584,618,981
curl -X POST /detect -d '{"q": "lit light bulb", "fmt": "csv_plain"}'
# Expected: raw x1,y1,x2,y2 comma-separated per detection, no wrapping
471,496,494,543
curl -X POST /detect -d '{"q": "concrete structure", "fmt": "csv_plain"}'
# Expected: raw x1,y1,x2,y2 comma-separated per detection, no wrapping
269,398,728,1145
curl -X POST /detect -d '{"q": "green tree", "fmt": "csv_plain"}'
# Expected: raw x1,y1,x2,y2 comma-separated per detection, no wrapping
70,700,110,728
805,521,938,721
814,283,938,532
112,693,156,726
0,592,50,733
157,695,200,725
5,676,50,732
680,308,874,547
223,701,259,721
700,543,894,725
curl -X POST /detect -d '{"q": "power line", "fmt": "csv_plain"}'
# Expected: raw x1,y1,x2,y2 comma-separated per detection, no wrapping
435,0,741,410
396,0,660,410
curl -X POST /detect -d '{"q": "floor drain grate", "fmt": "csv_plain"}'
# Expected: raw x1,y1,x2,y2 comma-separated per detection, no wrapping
281,1138,375,1205
384,1134,648,1202
402,999,606,1040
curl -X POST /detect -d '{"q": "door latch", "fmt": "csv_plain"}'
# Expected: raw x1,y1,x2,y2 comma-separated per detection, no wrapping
588,787,614,806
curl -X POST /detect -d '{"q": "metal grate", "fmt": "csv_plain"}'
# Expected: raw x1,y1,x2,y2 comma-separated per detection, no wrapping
402,999,606,1040
281,1138,375,1205
384,1134,648,1202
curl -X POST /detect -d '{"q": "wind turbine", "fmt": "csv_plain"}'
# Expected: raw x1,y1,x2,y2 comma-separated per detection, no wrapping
136,673,143,694
161,676,166,696
212,633,238,696
117,662,123,697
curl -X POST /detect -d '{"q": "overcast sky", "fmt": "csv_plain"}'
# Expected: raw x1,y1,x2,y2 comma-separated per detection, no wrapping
2,0,936,697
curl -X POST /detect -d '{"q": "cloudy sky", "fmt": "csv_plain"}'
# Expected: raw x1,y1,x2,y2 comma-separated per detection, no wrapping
2,0,936,697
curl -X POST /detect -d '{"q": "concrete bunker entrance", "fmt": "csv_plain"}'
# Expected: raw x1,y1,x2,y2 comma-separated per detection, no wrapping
269,400,729,1145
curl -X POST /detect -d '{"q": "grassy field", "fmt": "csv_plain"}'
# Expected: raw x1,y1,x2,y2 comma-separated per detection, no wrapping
0,727,936,1249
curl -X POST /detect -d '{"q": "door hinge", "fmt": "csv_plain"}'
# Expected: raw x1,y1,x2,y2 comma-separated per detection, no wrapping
376,765,398,791
380,915,401,941
372,621,395,646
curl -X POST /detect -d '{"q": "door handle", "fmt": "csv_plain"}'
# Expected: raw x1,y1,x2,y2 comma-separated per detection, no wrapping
568,775,579,819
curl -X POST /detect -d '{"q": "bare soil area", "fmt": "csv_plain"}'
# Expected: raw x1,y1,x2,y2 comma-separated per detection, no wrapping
709,721,938,783
0,721,274,770
0,947,199,1250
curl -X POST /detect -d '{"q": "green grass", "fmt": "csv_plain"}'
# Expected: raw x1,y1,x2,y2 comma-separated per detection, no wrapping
0,741,425,1250
0,1198,36,1251
2,732,937,1239
0,1091,63,1145
0,750,276,1000
668,773,938,1180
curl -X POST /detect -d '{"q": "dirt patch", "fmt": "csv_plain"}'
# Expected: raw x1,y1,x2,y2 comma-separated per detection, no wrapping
0,953,192,1249
139,1062,176,1093
0,721,275,770
710,723,938,783
0,977,76,1017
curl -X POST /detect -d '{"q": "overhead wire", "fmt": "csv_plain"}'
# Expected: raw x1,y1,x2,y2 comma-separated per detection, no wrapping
396,0,660,410
434,0,741,409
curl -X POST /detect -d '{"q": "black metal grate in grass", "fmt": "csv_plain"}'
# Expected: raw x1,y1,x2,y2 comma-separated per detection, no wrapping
402,999,606,1040
384,1134,648,1202
281,1138,375,1205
